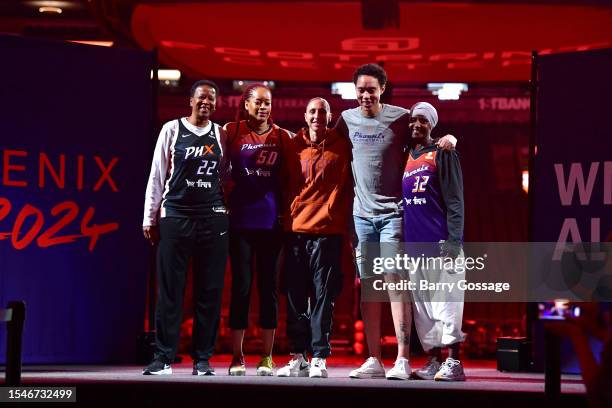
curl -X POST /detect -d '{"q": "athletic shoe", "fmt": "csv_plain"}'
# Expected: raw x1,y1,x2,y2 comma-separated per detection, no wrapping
309,358,328,378
386,357,411,380
142,359,172,375
228,356,246,376
349,357,385,379
277,354,310,377
193,360,215,376
414,356,441,380
256,355,275,376
434,357,466,381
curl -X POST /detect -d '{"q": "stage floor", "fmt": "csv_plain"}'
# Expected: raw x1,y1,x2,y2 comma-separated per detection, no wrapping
6,356,587,407
17,355,584,392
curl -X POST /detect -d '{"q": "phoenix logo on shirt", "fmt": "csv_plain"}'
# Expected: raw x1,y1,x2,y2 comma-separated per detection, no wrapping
352,131,385,143
185,144,216,159
403,164,429,178
241,143,277,151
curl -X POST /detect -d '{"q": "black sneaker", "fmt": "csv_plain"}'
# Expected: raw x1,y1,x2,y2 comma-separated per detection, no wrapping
193,360,215,376
143,359,172,375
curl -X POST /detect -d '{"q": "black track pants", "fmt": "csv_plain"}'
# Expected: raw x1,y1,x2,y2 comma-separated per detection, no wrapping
284,233,343,358
154,215,228,363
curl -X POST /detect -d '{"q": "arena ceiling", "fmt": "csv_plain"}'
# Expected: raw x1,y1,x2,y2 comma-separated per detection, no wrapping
2,1,611,82
130,1,612,82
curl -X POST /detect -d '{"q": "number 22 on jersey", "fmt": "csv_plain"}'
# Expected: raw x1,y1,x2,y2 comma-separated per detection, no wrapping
197,160,218,175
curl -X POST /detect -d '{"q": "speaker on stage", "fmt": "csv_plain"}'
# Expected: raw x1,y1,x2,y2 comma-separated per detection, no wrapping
497,337,531,372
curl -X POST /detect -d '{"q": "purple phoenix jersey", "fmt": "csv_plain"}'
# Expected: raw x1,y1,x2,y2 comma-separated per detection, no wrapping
402,145,464,252
226,121,285,229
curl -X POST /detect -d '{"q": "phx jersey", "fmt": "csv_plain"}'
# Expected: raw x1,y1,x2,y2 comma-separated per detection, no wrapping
143,118,226,226
402,145,464,248
224,121,290,230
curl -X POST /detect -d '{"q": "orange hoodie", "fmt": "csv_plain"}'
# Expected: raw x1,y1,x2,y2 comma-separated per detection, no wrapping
281,128,353,234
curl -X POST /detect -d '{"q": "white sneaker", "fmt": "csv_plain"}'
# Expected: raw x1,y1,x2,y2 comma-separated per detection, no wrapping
386,357,411,380
277,354,310,377
349,357,385,379
414,356,441,380
309,358,328,378
434,357,466,381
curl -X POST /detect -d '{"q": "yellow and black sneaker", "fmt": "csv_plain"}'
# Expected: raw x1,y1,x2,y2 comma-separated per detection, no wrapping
256,355,274,376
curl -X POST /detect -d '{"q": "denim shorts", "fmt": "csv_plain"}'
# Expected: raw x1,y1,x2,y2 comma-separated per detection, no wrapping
353,213,403,278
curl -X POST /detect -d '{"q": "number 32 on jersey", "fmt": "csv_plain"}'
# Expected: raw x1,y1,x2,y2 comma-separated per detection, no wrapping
412,175,429,192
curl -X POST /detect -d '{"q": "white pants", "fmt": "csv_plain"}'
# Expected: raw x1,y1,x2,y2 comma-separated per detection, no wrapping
411,256,466,351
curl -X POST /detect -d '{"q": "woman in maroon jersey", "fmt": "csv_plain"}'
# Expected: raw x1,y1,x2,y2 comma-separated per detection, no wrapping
222,83,293,376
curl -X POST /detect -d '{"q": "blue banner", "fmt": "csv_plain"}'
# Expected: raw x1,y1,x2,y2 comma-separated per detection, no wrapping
0,35,152,363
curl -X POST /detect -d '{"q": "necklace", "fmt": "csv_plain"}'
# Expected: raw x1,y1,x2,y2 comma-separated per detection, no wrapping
247,121,271,135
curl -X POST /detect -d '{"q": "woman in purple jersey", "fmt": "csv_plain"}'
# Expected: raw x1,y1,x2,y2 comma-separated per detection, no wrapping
222,83,293,376
402,102,466,381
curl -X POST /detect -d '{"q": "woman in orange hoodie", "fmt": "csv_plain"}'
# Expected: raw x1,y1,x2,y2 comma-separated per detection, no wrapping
276,98,353,378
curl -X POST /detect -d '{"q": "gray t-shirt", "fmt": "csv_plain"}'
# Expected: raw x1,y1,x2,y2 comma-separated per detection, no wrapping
340,104,410,217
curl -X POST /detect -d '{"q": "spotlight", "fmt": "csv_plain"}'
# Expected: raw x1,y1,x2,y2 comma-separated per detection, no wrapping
158,69,181,81
232,80,275,92
39,6,62,14
149,70,181,87
427,83,468,101
69,40,114,47
331,82,356,100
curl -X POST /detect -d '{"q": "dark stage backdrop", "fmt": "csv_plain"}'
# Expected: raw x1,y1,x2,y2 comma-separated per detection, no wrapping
0,35,153,363
531,48,612,373
532,48,611,276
